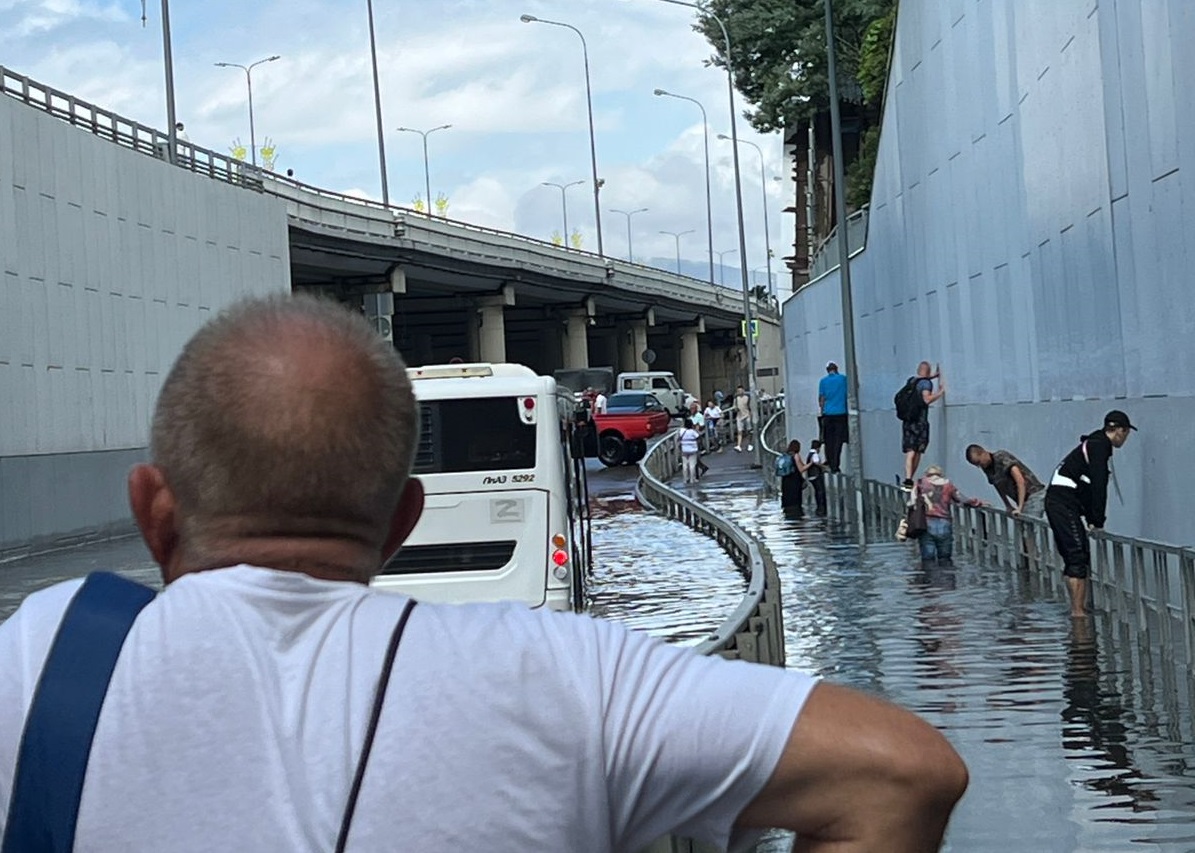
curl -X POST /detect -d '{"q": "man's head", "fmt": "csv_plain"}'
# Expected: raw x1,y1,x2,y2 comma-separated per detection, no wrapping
826,361,838,374
736,385,745,394
965,444,992,469
916,361,932,378
130,294,424,586
810,439,822,450
925,464,945,478
689,401,699,413
1103,410,1137,448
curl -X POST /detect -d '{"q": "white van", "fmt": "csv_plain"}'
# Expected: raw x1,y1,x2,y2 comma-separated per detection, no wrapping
372,363,590,611
615,371,694,415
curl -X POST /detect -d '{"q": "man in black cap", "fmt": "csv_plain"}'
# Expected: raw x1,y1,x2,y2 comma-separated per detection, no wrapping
1044,410,1136,617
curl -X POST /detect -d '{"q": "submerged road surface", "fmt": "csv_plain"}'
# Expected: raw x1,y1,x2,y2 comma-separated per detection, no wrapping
692,473,1195,853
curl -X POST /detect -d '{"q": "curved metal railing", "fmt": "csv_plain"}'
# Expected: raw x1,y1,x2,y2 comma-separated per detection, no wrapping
636,433,785,665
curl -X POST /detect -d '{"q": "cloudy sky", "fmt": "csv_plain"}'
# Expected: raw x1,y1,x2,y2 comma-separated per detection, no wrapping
3,0,796,295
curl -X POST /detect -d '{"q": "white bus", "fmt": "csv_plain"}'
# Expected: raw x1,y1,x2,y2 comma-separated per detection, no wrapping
373,363,592,611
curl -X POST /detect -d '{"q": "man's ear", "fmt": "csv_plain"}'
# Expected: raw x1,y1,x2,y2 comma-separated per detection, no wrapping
381,478,425,562
128,463,181,578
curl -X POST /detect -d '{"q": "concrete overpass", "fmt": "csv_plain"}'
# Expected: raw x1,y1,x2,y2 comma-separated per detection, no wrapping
270,176,781,397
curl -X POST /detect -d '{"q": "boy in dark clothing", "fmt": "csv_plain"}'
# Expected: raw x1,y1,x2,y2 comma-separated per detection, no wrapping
1044,410,1136,617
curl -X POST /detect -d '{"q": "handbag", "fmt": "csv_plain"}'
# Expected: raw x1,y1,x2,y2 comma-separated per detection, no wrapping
904,495,928,539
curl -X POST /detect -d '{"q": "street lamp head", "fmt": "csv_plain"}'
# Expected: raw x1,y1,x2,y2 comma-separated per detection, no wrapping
266,55,281,62
653,88,668,97
520,14,537,23
214,62,232,68
716,133,731,141
436,123,452,132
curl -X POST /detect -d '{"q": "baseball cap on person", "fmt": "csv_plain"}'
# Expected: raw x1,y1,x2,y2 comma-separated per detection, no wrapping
826,361,838,370
1104,410,1138,431
925,464,944,476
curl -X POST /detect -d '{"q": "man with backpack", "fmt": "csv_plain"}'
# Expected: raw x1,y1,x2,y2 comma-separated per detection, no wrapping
895,362,946,488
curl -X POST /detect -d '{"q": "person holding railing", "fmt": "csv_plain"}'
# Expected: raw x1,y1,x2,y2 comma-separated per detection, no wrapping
914,465,984,564
1044,411,1137,617
0,295,967,853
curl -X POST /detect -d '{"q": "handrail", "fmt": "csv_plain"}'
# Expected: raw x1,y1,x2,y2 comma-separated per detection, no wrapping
825,476,1195,673
636,434,786,664
0,64,777,319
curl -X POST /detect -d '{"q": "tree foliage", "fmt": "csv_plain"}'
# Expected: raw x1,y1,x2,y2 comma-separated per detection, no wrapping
695,0,896,134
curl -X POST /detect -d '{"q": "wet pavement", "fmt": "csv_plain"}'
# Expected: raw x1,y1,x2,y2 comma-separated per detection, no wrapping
697,474,1195,853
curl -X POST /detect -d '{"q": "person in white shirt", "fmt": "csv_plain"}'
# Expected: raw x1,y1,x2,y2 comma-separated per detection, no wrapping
0,295,967,852
593,389,608,415
679,417,703,483
704,399,723,449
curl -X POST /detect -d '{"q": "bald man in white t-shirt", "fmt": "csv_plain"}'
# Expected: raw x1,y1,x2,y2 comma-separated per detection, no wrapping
0,295,966,852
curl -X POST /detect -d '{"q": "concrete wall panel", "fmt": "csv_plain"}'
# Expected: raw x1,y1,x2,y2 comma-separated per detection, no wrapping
783,0,1195,544
0,92,291,554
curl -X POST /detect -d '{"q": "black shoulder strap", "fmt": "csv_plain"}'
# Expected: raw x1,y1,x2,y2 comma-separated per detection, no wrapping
2,572,156,853
334,598,417,853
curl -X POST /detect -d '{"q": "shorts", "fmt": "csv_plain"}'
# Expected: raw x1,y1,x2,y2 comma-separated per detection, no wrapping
1045,489,1090,579
736,416,751,432
901,419,930,454
1021,490,1046,520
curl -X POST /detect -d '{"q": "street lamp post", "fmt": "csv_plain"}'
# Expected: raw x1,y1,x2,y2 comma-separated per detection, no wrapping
610,207,648,261
716,248,738,285
543,180,586,243
656,0,760,467
521,14,604,257
214,55,281,168
396,125,452,214
141,0,178,164
653,89,714,286
719,134,774,298
660,229,694,274
364,0,390,205
825,0,865,490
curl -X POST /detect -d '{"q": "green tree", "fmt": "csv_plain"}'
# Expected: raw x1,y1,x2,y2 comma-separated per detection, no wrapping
693,0,895,132
569,229,583,250
434,193,449,217
550,231,564,246
412,195,426,214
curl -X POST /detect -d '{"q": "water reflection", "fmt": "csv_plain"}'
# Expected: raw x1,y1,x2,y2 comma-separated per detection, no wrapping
702,482,1195,852
587,495,746,647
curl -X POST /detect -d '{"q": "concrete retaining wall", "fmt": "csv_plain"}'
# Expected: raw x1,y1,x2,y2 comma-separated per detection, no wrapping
783,0,1195,545
0,93,291,557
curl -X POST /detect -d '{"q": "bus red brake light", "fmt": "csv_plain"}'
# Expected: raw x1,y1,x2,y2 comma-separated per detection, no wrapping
551,549,568,567
523,397,535,409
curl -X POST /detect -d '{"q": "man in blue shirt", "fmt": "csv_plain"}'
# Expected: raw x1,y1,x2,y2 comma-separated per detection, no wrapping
818,361,849,473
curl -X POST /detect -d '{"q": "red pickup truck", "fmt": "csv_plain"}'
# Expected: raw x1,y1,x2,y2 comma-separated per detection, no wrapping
591,392,673,466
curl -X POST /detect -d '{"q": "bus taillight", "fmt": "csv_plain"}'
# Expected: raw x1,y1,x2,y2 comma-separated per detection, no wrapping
551,533,567,548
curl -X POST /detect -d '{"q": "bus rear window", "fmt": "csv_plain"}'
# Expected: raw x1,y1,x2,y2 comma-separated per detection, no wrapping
413,397,537,474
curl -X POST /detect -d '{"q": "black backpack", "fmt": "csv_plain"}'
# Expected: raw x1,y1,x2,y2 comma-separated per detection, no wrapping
894,377,926,422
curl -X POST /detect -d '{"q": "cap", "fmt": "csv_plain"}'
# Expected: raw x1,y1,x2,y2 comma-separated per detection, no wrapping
826,361,838,371
1104,410,1137,431
925,464,943,476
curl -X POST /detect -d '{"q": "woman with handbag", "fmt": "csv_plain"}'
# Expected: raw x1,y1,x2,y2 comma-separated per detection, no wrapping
778,440,812,516
914,465,983,564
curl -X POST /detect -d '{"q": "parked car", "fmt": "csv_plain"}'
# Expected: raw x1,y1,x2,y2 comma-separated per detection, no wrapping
590,392,672,466
615,371,695,415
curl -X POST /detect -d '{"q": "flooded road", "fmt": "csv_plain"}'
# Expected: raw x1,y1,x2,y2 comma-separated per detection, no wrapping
699,480,1195,853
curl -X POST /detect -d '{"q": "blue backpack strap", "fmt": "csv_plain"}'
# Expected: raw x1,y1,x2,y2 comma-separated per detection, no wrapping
2,572,156,853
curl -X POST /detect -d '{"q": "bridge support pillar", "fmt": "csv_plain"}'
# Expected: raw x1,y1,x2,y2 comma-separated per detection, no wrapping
563,303,594,369
476,286,515,363
679,318,705,402
619,322,650,372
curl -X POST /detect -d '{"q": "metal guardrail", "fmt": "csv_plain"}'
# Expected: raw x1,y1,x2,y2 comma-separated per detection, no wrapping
636,434,786,666
808,206,869,280
0,64,777,321
823,476,1195,673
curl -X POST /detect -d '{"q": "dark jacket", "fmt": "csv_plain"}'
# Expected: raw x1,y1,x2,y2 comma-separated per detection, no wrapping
1049,430,1114,527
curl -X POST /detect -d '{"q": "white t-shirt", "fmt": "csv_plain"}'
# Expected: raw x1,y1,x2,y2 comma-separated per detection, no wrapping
594,392,608,414
705,405,722,422
679,428,702,454
0,567,814,852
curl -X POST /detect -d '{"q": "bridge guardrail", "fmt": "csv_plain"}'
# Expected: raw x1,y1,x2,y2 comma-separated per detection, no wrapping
822,476,1195,673
0,64,776,321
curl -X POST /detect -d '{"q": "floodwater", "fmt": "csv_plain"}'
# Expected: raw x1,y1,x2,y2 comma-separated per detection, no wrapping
698,480,1195,853
586,493,745,646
